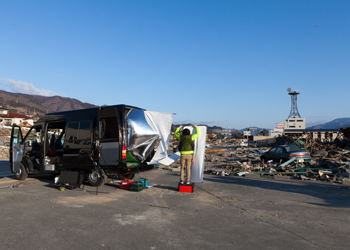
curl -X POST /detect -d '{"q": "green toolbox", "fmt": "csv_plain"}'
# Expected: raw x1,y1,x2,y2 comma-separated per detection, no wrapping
129,182,144,192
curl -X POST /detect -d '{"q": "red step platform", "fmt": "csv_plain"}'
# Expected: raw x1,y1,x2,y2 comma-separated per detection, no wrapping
120,179,134,190
178,182,195,193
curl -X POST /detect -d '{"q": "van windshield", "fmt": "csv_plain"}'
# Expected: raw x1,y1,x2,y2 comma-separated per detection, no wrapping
25,126,42,145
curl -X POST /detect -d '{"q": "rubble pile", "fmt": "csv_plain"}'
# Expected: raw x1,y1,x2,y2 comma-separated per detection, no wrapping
0,126,11,160
0,126,12,140
0,126,31,160
0,147,9,160
200,134,350,184
204,148,265,174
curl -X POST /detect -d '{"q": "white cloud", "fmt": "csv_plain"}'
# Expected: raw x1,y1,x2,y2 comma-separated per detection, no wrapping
0,78,60,96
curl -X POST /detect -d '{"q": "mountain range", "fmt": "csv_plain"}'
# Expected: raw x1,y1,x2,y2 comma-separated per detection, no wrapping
0,90,95,115
306,118,350,130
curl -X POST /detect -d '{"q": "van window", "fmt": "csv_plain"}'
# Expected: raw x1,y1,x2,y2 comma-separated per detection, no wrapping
100,117,119,140
46,121,66,157
67,122,78,141
66,121,92,144
25,126,42,145
79,121,91,140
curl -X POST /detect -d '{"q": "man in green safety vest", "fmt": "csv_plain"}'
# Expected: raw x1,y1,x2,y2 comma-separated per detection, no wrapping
175,125,200,184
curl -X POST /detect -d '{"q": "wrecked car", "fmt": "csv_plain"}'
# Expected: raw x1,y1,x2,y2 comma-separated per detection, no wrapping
9,105,172,186
260,145,311,163
240,140,248,147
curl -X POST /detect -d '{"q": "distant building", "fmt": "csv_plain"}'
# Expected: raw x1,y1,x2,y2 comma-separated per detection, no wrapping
0,112,34,126
269,89,340,141
307,129,339,142
0,106,9,115
269,128,284,137
283,118,305,137
285,118,305,130
243,128,259,137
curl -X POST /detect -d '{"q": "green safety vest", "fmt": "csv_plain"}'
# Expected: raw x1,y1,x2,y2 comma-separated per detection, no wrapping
179,135,194,152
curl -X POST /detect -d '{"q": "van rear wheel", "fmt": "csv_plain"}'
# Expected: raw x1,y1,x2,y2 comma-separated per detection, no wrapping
14,162,28,180
87,170,106,186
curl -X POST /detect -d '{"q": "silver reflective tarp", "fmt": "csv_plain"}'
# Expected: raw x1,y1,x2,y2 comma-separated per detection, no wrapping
144,111,173,164
127,109,160,161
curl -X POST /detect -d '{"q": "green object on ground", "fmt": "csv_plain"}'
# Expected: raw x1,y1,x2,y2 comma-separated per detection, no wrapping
130,182,144,192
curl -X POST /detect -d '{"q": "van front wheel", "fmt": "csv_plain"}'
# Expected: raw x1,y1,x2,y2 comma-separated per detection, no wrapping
14,162,28,180
87,170,106,186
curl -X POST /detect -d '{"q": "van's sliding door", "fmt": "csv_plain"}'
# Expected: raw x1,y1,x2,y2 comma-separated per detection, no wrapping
98,107,120,166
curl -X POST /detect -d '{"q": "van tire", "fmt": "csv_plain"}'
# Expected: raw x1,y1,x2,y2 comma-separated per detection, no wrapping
87,170,106,187
14,162,28,180
118,173,135,180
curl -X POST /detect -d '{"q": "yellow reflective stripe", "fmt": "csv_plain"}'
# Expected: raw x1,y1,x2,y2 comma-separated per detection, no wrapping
180,151,194,154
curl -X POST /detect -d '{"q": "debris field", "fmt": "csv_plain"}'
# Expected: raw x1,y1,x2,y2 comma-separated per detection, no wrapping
195,129,350,185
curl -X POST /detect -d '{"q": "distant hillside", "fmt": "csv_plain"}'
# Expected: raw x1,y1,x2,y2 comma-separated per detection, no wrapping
0,90,96,115
172,124,237,132
307,118,350,130
238,127,269,133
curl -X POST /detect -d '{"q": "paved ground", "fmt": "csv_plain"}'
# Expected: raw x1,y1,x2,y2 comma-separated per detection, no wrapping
0,162,349,250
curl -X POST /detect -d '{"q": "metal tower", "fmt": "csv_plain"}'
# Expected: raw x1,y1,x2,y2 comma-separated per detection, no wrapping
287,88,301,118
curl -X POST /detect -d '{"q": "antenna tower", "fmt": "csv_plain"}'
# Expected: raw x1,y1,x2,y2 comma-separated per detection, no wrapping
287,88,301,118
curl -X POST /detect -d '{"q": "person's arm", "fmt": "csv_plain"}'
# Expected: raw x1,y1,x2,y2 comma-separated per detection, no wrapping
175,125,182,140
191,125,200,140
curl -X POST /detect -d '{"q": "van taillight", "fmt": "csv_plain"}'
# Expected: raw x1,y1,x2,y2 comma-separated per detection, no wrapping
122,145,127,159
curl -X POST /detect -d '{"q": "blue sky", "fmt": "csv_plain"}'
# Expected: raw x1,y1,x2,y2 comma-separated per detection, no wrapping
1,0,349,129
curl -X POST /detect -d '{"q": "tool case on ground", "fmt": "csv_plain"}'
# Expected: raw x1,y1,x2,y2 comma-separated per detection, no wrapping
120,179,134,190
138,178,148,188
51,171,84,190
130,182,144,192
178,182,195,193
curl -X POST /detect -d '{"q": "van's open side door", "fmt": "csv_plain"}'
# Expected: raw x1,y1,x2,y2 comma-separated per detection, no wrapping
98,107,121,166
10,125,24,173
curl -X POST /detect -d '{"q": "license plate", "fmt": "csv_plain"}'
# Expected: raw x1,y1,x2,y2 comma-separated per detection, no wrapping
298,158,304,163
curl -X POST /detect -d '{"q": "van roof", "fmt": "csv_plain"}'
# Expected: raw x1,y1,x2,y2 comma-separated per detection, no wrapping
36,104,143,123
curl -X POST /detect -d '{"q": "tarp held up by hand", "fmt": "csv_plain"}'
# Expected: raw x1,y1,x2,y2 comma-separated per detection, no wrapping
127,110,206,183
